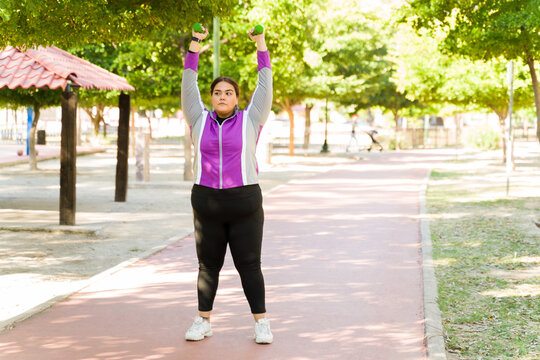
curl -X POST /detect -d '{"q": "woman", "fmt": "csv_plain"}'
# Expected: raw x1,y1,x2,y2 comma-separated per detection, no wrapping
181,24,273,344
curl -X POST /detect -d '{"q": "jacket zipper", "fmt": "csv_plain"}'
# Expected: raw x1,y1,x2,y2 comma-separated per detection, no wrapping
214,113,236,189
219,124,223,189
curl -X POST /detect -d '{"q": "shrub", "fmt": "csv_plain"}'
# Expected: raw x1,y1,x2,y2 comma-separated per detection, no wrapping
465,128,501,151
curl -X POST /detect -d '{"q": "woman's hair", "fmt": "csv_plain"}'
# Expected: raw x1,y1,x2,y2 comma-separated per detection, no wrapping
210,76,240,98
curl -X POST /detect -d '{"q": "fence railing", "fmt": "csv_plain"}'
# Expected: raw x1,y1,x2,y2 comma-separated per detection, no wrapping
0,130,25,144
397,128,460,149
513,126,537,141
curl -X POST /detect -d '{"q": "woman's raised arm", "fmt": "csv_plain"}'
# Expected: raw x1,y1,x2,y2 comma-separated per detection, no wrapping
247,27,273,127
181,25,209,126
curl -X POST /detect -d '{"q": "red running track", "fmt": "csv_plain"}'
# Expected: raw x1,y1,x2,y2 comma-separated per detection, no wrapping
0,151,446,360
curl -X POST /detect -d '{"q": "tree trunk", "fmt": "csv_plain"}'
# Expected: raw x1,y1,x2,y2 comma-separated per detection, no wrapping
499,115,508,163
147,116,153,139
456,113,463,145
303,104,312,150
498,114,515,167
393,111,400,151
526,57,540,143
130,106,137,157
60,92,78,225
29,105,40,170
490,105,509,163
183,120,193,181
285,103,295,156
367,107,374,126
85,104,105,136
115,93,130,202
83,107,97,136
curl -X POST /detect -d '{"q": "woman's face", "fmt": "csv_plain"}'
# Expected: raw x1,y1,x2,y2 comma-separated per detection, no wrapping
211,81,238,118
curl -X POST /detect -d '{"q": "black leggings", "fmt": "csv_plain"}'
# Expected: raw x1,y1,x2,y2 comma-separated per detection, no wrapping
191,184,266,314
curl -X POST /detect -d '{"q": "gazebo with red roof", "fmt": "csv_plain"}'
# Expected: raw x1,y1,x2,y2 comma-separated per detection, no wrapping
0,45,135,225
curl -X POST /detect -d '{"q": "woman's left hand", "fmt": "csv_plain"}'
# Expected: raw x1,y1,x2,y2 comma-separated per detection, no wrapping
249,28,265,42
249,28,267,51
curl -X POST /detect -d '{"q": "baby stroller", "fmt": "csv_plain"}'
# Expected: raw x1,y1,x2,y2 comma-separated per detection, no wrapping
365,130,383,152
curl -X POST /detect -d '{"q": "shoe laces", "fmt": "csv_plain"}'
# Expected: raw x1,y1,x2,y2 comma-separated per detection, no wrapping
189,316,208,332
256,319,271,335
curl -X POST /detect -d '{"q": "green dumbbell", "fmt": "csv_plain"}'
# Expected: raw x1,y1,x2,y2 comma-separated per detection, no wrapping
193,23,204,33
252,24,264,35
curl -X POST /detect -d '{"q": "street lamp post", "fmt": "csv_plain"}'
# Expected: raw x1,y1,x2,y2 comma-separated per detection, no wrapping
506,61,514,196
321,97,329,153
213,17,220,79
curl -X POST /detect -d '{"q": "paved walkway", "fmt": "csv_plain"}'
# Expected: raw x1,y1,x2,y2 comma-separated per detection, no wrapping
0,150,450,359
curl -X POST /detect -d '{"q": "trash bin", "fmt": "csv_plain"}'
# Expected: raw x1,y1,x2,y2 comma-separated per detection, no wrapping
37,130,46,145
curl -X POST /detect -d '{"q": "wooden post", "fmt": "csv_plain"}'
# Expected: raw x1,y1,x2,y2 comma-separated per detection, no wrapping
60,91,77,225
267,142,273,164
135,131,144,182
115,93,130,202
144,133,150,182
130,106,136,157
135,130,149,182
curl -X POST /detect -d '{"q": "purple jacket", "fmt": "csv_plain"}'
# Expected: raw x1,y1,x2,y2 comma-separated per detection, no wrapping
181,51,273,189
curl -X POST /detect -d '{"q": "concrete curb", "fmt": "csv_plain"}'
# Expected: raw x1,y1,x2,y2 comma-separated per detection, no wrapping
0,225,100,235
0,229,193,333
420,169,448,360
0,148,106,168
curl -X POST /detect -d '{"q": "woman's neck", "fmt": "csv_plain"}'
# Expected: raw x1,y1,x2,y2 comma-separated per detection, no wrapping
215,109,234,119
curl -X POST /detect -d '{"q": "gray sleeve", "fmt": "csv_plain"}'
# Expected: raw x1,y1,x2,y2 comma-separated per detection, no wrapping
181,68,205,127
247,67,273,127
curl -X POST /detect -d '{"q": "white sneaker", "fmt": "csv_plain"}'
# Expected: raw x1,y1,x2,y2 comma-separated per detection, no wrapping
254,318,273,344
185,316,212,341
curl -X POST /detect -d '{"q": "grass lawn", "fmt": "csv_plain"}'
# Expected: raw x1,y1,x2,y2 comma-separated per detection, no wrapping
427,142,539,359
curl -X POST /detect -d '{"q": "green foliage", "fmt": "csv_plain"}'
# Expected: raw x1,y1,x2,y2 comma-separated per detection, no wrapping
0,87,62,108
404,0,540,62
393,25,534,118
465,127,502,151
300,1,418,120
305,1,399,110
402,0,540,142
196,0,313,112
71,29,189,115
0,0,235,48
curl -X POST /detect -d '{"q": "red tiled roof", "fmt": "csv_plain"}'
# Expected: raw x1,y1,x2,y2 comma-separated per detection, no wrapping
0,46,134,91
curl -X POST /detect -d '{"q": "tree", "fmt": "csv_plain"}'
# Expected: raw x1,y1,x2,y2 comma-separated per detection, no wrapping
371,74,418,150
441,60,533,160
0,0,235,48
299,1,398,150
0,87,62,169
403,0,540,143
393,26,533,158
304,2,419,151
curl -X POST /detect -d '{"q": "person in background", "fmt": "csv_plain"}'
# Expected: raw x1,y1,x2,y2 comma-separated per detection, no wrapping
346,114,359,152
